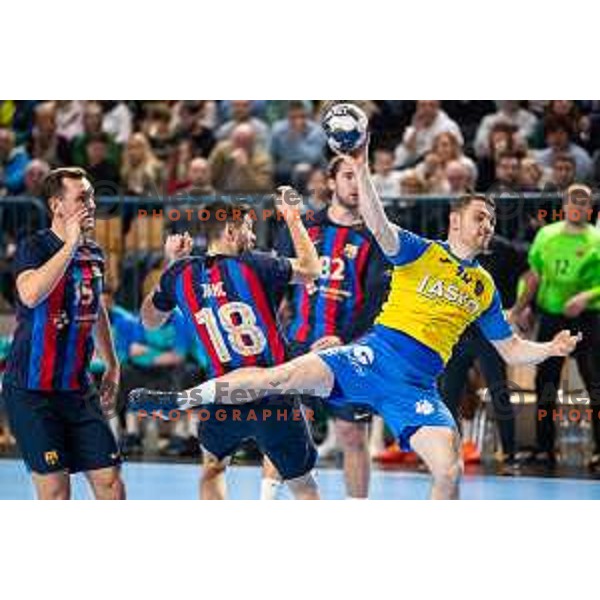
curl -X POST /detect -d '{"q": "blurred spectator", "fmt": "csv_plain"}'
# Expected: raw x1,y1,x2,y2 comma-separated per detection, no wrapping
166,138,194,194
173,101,216,158
534,115,592,181
216,100,271,150
399,169,428,194
218,100,268,124
0,127,29,194
209,123,273,193
55,100,84,141
142,102,175,161
442,101,496,148
121,132,164,196
445,160,472,194
474,101,537,158
23,159,50,197
181,157,215,196
394,100,463,168
518,157,544,191
371,148,402,199
476,122,520,190
415,131,476,193
70,102,120,168
491,152,521,191
102,101,133,145
546,153,577,191
28,101,66,167
84,132,121,188
530,100,586,149
270,100,327,186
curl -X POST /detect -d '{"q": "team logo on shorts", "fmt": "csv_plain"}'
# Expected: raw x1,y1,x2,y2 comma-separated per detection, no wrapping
44,450,60,466
347,345,375,375
415,399,435,416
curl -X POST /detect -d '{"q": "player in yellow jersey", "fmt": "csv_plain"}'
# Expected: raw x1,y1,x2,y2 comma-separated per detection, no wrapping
130,145,581,499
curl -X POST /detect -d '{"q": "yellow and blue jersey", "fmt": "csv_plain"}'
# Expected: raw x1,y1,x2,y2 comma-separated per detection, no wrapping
316,229,513,449
376,229,512,364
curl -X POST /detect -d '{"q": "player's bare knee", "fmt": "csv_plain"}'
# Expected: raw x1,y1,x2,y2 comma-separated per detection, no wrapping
38,477,70,500
432,459,462,488
89,468,124,500
287,471,319,499
202,452,228,479
336,421,368,451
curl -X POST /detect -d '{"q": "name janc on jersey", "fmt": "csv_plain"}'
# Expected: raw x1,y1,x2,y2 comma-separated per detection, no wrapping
416,275,480,314
202,282,226,299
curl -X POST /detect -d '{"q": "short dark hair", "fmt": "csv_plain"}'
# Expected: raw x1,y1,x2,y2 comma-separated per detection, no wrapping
42,167,88,204
552,152,576,168
450,193,495,214
497,151,520,164
86,132,110,146
545,115,573,137
202,201,251,243
287,100,307,113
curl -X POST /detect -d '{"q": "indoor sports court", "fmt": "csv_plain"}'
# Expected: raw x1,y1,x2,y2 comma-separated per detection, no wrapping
2,458,600,499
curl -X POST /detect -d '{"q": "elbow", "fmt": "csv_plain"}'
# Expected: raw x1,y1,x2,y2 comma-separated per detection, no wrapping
18,287,40,309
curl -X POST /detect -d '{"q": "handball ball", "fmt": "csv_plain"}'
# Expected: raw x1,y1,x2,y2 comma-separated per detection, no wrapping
321,103,369,154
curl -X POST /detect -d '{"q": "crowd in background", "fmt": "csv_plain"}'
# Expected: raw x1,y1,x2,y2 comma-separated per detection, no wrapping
2,100,600,203
2,100,600,460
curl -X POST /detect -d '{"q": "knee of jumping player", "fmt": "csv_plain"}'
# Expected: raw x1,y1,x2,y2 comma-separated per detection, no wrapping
336,420,368,452
431,458,463,491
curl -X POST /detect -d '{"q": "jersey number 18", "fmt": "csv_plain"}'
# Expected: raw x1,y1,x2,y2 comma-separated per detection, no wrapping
195,302,267,362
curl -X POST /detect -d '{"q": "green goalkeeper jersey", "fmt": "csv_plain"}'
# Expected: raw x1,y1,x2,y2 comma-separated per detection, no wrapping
528,221,600,314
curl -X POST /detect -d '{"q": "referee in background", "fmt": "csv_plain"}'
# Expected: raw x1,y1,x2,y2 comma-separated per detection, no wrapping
512,184,600,469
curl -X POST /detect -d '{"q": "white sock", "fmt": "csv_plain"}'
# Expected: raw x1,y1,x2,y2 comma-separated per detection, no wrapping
181,380,217,409
260,477,283,500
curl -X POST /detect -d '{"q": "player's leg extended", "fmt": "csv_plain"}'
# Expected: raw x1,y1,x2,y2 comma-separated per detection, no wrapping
203,353,334,405
32,472,71,500
410,427,463,500
200,451,230,500
261,456,283,500
335,420,370,499
86,466,126,500
131,353,335,411
286,471,319,500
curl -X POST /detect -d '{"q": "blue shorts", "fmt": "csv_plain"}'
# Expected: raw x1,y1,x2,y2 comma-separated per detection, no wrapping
316,325,457,450
198,396,317,480
2,383,121,474
288,340,373,425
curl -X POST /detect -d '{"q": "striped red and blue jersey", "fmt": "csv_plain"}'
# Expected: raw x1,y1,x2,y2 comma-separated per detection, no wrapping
5,230,105,391
151,252,292,378
275,209,391,348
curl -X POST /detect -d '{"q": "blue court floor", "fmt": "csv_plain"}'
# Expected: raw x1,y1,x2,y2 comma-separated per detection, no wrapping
2,458,600,499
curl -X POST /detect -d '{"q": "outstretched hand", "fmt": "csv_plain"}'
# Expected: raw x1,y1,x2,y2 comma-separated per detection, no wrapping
549,330,582,357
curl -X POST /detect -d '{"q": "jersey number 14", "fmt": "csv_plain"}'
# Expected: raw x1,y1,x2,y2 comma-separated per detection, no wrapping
195,302,267,362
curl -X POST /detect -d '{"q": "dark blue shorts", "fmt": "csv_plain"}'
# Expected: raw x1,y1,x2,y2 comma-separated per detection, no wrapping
2,383,121,475
197,396,317,480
